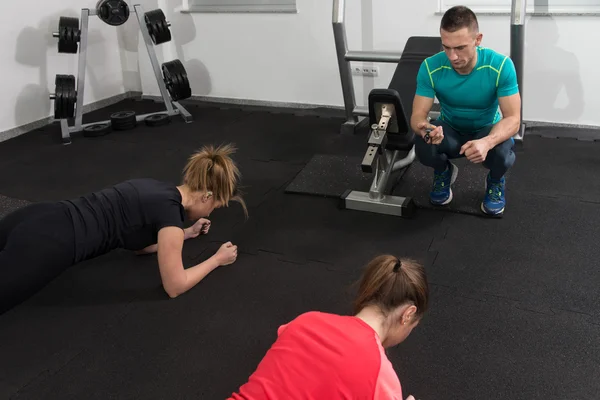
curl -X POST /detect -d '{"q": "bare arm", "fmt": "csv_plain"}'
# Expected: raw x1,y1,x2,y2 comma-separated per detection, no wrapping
410,95,435,135
156,227,222,298
482,93,521,148
135,221,207,255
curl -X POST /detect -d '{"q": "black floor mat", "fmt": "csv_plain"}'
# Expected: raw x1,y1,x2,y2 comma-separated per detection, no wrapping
428,194,600,317
1,99,600,400
393,157,508,216
284,154,375,198
0,195,30,219
285,152,508,217
396,287,600,400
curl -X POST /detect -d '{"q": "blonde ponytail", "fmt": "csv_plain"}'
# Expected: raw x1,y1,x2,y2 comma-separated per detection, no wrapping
182,143,248,216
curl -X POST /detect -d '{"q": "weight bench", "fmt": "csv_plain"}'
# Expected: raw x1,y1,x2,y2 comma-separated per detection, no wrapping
340,36,442,217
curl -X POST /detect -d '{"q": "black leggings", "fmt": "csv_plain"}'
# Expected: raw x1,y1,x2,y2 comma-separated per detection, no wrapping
0,202,76,315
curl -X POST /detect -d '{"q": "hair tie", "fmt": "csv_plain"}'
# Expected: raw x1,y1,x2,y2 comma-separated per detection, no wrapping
393,260,402,273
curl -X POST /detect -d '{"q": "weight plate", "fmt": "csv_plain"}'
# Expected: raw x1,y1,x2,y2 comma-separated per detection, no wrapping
53,76,64,119
83,123,111,137
57,17,80,54
110,110,137,130
174,61,191,100
161,59,192,101
53,74,77,120
97,0,130,26
144,113,171,127
64,75,77,119
145,9,171,45
110,110,136,120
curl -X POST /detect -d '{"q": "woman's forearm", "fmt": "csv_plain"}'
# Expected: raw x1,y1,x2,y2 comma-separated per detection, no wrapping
175,256,221,296
136,244,158,255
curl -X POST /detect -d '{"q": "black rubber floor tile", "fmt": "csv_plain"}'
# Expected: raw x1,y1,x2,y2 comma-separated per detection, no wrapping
429,195,600,317
509,135,600,202
229,192,444,267
0,250,160,399
220,112,342,164
0,195,30,219
394,156,510,216
393,288,600,400
8,253,358,400
285,154,378,198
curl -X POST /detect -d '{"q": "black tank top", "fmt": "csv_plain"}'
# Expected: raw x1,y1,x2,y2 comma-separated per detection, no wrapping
60,178,185,262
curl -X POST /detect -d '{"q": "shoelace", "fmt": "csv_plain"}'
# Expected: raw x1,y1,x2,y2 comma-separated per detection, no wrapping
487,181,504,202
432,171,448,193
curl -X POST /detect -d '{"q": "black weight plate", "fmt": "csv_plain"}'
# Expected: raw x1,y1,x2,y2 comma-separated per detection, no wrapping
173,60,191,100
97,0,130,26
110,110,136,120
54,77,64,119
159,20,172,43
145,9,171,45
57,17,80,54
56,75,71,120
161,60,191,101
161,62,176,99
110,111,137,130
151,22,171,45
145,9,166,23
83,123,111,137
64,76,76,119
144,113,171,127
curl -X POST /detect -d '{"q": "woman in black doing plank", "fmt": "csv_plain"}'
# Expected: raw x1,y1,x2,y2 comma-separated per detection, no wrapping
0,144,246,315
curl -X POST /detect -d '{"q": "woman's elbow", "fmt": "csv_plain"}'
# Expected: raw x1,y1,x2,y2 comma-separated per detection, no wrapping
166,289,180,299
163,276,187,299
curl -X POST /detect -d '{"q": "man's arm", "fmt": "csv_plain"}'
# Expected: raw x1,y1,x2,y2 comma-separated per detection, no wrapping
482,93,521,148
410,60,438,138
482,56,521,148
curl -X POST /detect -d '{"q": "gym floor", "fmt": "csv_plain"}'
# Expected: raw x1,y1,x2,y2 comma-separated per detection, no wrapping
0,98,599,400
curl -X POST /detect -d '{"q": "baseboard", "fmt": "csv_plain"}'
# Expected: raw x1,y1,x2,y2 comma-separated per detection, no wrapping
141,94,349,118
0,91,142,142
3,92,599,142
142,94,600,132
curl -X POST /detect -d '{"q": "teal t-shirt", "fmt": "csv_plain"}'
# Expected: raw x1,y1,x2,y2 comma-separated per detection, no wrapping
416,47,519,134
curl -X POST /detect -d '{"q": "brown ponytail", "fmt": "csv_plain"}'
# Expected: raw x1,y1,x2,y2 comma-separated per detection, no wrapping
182,143,248,217
353,255,429,319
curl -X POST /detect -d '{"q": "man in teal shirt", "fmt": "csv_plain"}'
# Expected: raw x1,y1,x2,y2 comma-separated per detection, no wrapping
411,6,522,216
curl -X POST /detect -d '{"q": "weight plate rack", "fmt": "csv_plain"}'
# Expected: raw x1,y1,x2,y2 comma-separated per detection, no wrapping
49,2,193,145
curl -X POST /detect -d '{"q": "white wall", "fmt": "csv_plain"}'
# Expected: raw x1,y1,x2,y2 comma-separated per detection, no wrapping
138,0,600,127
0,0,128,133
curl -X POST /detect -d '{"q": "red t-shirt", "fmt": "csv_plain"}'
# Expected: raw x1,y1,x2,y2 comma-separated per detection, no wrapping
228,311,403,400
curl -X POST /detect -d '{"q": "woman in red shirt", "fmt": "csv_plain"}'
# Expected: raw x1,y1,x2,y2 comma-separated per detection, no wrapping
228,254,428,400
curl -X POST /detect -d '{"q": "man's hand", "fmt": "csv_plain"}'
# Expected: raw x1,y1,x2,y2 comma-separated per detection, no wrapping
460,139,491,164
416,121,444,145
185,218,211,239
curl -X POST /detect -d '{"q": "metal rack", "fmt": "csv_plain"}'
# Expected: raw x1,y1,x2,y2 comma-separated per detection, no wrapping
50,4,192,145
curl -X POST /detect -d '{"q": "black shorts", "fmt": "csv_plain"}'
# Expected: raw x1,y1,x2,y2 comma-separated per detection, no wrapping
0,202,76,315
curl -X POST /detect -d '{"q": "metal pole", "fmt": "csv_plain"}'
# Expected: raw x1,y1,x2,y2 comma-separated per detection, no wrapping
345,50,403,63
74,9,90,131
332,0,358,134
511,0,527,141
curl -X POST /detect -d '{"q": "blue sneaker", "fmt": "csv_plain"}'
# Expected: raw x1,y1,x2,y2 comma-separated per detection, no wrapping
481,174,506,216
430,162,458,205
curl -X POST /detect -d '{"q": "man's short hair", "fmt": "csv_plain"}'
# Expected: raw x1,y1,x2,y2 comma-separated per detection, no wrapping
441,6,479,33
